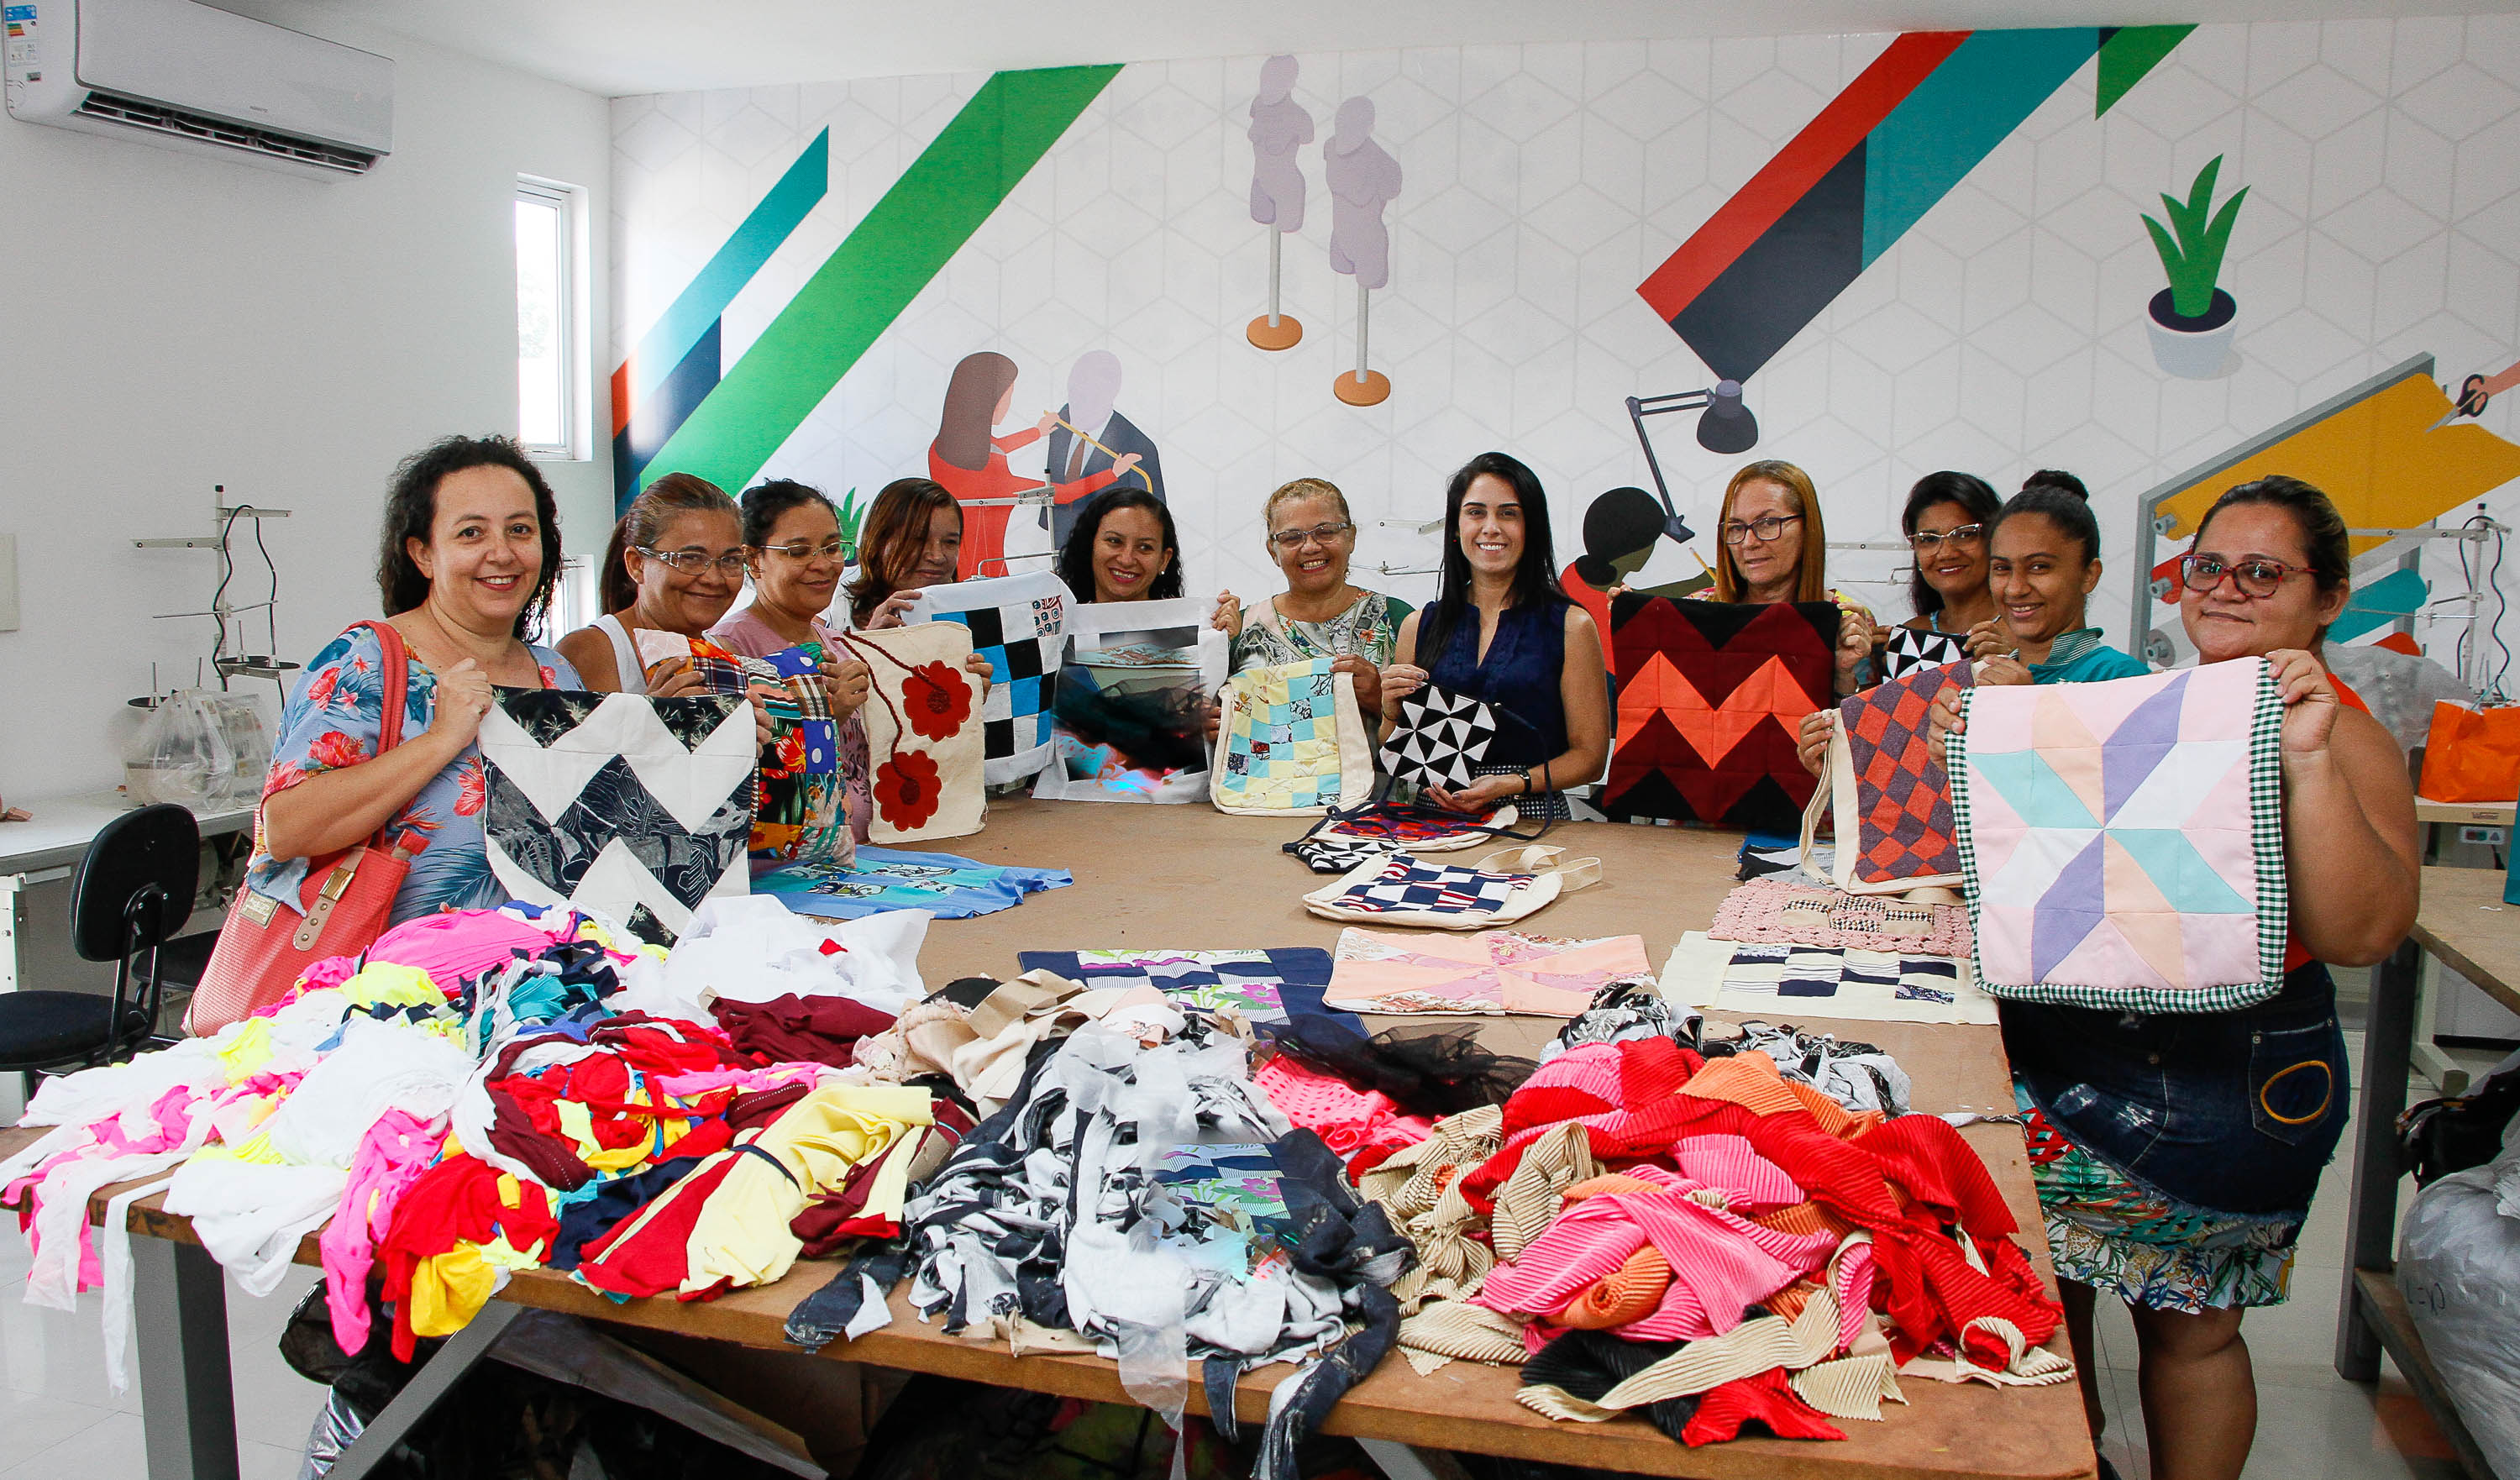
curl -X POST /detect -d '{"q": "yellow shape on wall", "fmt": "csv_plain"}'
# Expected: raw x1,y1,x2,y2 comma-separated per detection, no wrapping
2157,374,2520,552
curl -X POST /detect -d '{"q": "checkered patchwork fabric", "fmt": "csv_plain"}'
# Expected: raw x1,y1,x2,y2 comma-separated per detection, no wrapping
1217,660,1350,809
1015,947,1352,1028
1880,627,1971,681
911,570,1068,784
1840,659,1968,885
1716,941,1964,1005
1324,854,1530,917
1380,685,1500,790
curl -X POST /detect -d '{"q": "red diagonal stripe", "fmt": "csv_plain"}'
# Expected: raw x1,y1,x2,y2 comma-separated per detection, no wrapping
1637,30,1968,323
611,359,635,438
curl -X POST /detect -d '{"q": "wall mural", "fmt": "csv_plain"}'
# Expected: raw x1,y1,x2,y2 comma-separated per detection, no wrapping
611,18,2520,677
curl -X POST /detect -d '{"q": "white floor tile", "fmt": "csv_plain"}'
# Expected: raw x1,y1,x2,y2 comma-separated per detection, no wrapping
0,1408,144,1480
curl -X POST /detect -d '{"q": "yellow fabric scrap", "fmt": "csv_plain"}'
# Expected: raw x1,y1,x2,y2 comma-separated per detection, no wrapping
678,1084,932,1296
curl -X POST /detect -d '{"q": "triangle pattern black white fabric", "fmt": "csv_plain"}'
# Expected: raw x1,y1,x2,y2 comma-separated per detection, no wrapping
480,690,756,941
1380,686,1499,790
1880,627,1971,682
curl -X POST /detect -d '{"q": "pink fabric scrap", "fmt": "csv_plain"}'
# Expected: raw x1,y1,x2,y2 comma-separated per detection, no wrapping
320,1109,447,1353
1252,1057,1433,1162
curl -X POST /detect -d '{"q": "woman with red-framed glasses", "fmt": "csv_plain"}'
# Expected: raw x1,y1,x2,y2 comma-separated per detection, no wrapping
1939,474,2418,1480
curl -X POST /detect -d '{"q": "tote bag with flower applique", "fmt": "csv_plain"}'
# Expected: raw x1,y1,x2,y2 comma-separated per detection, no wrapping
837,622,986,844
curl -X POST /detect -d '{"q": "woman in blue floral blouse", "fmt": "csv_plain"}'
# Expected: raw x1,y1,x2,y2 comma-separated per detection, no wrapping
247,436,582,925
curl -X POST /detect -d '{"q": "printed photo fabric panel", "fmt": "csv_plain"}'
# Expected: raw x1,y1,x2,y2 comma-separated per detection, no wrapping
1879,626,1971,682
1657,931,1999,1026
1212,659,1373,815
907,569,1070,785
638,630,852,865
480,688,756,944
1604,596,1840,833
1325,927,1651,1016
1949,657,2288,1014
1836,659,1970,890
1015,946,1357,1031
755,846,1071,921
1378,685,1539,792
838,623,984,845
1033,595,1228,803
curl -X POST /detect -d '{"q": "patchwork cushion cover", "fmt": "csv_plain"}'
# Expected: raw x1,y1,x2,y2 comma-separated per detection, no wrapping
907,570,1070,785
1837,659,1970,888
1949,657,2287,1013
480,688,756,943
1604,596,1840,833
1324,928,1652,1016
1213,659,1373,814
1379,685,1540,792
1880,627,1971,682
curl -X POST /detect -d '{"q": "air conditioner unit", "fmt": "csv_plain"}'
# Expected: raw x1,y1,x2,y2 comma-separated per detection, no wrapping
4,0,391,176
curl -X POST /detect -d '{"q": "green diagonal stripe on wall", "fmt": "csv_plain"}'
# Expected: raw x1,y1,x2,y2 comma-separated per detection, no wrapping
639,63,1124,493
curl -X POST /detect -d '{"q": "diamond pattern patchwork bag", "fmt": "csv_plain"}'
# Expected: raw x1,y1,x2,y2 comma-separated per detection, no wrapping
1378,685,1540,792
1803,659,1971,895
1949,657,2288,1013
1300,843,1600,930
1211,659,1374,814
480,688,758,944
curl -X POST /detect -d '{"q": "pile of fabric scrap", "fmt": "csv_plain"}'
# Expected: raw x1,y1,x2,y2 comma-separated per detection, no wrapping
785,979,1414,1480
3,898,942,1384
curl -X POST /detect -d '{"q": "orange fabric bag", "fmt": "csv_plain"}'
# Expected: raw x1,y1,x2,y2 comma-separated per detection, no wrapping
2417,701,2520,803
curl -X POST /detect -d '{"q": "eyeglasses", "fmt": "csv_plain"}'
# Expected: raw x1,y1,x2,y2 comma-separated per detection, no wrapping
1720,513,1803,545
1268,521,1355,551
1908,524,1985,553
2180,553,2309,598
637,547,748,576
759,538,854,564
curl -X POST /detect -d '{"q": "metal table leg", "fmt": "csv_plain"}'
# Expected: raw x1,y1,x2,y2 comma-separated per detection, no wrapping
2335,935,2422,1383
132,1235,239,1480
327,1301,524,1480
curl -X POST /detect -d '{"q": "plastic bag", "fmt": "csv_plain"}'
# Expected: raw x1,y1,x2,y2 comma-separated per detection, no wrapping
295,1391,365,1480
197,691,273,806
2396,1137,2520,1478
123,689,235,808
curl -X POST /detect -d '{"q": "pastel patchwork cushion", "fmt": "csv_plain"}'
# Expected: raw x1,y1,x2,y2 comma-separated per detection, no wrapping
1604,596,1840,833
1950,657,2287,1013
1212,659,1370,813
1840,660,1969,885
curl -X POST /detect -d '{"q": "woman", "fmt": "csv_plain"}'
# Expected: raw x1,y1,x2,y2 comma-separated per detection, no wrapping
1058,487,1237,622
928,352,1138,580
1380,452,1610,816
1898,470,2000,636
1797,482,2143,773
848,477,965,629
1226,477,1411,720
709,480,876,840
555,474,744,693
249,436,581,925
1704,459,1876,695
1944,475,2420,1480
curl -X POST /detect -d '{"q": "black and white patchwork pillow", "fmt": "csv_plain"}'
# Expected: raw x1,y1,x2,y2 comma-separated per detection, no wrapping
1879,627,1971,681
480,689,757,944
1379,685,1536,790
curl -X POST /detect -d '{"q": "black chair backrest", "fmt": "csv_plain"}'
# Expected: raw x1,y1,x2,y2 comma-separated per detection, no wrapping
68,804,200,962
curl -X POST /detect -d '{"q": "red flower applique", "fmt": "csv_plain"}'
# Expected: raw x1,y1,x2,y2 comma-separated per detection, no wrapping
307,731,370,770
900,662,972,742
873,750,942,832
454,757,486,816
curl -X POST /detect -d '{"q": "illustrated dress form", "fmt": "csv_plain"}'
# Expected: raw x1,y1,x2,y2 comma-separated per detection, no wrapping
1246,55,1313,351
1325,97,1401,406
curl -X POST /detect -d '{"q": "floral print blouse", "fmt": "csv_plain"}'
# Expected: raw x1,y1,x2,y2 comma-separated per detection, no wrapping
244,623,580,926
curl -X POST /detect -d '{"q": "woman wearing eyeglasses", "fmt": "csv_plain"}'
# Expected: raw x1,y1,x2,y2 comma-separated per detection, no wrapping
557,474,746,694
1937,475,2416,1480
1703,460,1877,696
1226,478,1410,718
708,480,877,836
1894,471,2001,638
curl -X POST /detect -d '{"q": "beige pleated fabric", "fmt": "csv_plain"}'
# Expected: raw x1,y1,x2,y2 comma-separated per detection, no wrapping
1490,1122,1603,1262
1791,1353,1906,1420
1398,1299,1530,1365
1514,1288,1844,1421
1896,1316,2077,1387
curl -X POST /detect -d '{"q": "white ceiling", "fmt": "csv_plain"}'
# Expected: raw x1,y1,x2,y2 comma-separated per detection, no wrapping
214,0,2520,97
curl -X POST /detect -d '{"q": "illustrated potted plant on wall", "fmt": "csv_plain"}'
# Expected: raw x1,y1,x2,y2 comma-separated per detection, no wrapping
2143,155,2247,379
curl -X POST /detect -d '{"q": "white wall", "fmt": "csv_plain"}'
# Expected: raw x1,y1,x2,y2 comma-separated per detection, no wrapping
0,18,612,800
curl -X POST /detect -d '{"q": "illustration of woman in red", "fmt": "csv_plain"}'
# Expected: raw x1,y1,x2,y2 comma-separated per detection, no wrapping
928,350,1137,579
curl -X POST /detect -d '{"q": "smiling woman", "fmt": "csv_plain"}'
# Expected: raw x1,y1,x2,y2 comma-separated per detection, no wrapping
554,473,743,693
244,435,585,928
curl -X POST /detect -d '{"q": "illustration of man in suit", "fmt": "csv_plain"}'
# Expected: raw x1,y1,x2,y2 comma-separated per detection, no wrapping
1044,349,1165,549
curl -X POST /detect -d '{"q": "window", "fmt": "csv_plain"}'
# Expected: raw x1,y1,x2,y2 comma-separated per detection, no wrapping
514,179,575,456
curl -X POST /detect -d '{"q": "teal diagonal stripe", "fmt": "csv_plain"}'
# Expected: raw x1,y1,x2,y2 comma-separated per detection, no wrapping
2111,828,2254,914
1861,28,2102,268
627,129,829,406
641,65,1123,494
1973,749,2097,830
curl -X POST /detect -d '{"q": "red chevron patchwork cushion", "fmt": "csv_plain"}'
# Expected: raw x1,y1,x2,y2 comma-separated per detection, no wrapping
1841,660,1970,885
1604,596,1840,833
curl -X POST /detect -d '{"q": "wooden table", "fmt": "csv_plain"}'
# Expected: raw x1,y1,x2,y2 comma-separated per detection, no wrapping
3,801,2094,1480
2334,864,2517,1480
